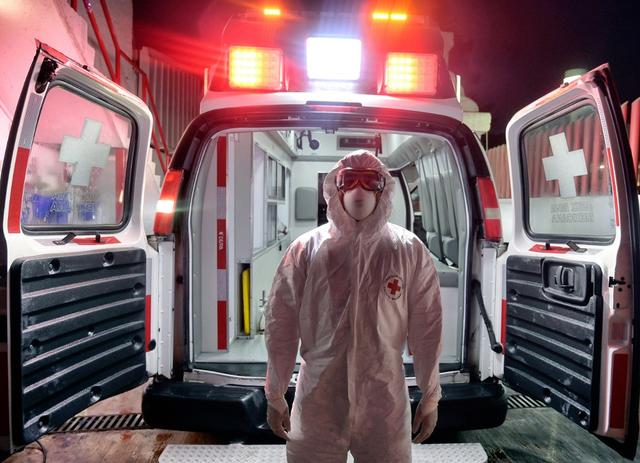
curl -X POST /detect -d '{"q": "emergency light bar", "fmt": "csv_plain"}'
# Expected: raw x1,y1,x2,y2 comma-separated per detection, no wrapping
372,11,408,21
384,53,438,95
218,12,454,97
306,37,362,81
228,46,283,90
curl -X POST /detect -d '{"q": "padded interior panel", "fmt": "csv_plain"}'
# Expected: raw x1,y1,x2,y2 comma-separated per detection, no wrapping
10,248,148,444
504,255,602,431
433,258,459,288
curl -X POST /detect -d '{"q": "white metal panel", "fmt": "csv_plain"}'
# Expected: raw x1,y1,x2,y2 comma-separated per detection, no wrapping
158,240,175,378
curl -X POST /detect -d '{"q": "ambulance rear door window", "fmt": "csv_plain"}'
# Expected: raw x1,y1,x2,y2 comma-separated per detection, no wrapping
521,103,615,241
21,85,133,230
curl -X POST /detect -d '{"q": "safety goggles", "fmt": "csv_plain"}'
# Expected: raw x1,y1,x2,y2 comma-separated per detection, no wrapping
335,168,386,192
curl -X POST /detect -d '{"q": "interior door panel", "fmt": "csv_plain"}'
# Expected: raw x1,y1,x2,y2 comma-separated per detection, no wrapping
504,255,602,430
9,248,147,444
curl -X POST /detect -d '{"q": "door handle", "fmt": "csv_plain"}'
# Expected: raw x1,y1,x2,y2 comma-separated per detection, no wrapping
556,267,575,290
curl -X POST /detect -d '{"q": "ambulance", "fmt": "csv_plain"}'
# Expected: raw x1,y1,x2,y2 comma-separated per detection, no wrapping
1,8,638,460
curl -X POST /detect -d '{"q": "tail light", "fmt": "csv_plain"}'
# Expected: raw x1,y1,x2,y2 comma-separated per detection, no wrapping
154,169,184,235
476,177,502,242
228,46,283,90
383,53,438,95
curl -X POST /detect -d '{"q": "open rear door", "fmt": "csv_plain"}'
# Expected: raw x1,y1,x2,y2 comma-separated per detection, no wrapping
0,44,153,454
503,64,640,459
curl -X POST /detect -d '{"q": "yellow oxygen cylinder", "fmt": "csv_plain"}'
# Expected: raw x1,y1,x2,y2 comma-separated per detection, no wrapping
242,268,250,335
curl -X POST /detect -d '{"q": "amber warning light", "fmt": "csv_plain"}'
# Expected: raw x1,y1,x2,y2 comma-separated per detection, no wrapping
372,11,407,21
228,46,284,90
384,53,438,95
263,7,281,16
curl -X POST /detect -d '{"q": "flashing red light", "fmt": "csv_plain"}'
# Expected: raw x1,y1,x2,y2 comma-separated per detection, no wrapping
372,11,390,20
384,53,438,95
263,7,281,16
154,169,184,235
228,46,283,90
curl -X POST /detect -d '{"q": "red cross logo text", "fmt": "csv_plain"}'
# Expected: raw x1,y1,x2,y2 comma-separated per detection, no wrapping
384,275,403,300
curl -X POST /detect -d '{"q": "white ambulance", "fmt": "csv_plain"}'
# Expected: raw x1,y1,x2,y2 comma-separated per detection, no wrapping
1,9,638,460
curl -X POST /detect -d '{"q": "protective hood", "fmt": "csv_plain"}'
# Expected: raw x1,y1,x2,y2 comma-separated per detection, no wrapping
322,149,396,237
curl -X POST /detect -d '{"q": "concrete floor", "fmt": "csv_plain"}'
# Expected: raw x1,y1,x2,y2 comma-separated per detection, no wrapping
3,383,640,463
452,408,640,463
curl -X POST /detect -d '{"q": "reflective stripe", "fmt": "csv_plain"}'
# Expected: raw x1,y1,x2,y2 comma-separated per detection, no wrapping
8,147,30,233
606,147,620,226
216,137,228,351
145,295,152,351
610,352,629,428
484,207,501,220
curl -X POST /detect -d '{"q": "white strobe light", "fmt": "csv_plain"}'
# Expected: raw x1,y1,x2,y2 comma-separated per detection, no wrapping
306,37,362,81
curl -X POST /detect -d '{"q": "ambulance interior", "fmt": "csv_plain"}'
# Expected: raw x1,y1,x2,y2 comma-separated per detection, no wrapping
188,128,469,377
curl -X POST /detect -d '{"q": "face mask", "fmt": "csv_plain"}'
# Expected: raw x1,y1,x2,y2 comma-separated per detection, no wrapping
342,187,378,221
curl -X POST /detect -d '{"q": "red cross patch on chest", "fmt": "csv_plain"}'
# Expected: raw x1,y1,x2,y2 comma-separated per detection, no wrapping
384,275,404,300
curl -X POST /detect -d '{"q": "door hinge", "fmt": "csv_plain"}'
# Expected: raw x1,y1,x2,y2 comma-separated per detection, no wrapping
609,276,626,287
35,58,58,93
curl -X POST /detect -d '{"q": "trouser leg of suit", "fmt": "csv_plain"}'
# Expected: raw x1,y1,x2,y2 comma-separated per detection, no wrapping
348,395,412,463
285,393,350,463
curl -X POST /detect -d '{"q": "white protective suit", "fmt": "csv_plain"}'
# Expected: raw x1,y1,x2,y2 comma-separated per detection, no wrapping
265,150,443,462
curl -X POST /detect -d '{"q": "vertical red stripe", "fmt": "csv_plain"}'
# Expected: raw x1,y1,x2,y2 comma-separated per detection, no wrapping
217,136,227,187
501,298,507,347
218,301,228,350
8,147,31,233
216,136,228,351
606,147,620,226
590,122,603,194
115,148,126,221
610,352,629,428
145,295,151,351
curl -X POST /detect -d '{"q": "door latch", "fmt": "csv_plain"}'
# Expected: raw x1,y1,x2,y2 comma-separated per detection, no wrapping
557,266,575,290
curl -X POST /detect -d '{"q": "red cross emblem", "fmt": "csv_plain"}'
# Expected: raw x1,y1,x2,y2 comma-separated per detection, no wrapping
384,275,403,300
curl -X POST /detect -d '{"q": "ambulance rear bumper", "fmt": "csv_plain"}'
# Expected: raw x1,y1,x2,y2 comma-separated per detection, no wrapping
141,378,507,442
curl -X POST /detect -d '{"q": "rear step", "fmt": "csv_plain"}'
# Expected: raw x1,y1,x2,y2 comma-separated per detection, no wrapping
142,379,507,442
190,362,463,376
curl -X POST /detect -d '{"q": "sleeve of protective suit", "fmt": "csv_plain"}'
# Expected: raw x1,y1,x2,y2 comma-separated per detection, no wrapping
264,241,307,402
407,239,443,415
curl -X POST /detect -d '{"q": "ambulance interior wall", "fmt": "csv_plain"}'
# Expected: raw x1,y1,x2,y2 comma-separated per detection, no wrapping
189,129,466,364
190,131,297,357
188,139,218,356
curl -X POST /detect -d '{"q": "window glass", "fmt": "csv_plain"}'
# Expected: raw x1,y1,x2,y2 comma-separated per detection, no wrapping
267,204,277,244
521,104,615,239
22,86,132,227
277,164,286,200
267,158,278,199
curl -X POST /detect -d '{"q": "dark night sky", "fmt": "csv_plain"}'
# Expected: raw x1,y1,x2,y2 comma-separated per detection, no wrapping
134,0,639,147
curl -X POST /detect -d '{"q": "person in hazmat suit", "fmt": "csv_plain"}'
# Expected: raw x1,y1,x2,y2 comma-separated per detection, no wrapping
264,149,443,462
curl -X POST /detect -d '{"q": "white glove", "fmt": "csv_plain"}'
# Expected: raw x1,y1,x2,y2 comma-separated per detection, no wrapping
412,397,438,443
267,397,291,441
